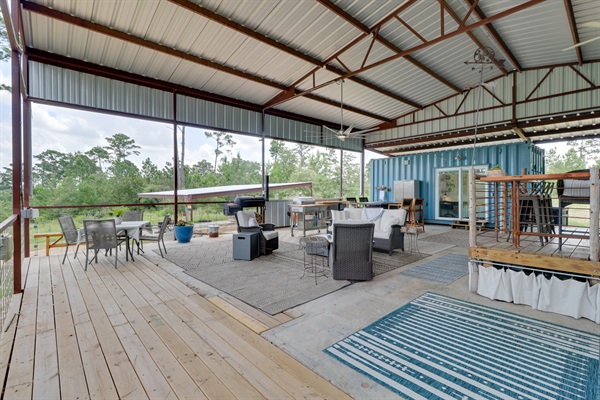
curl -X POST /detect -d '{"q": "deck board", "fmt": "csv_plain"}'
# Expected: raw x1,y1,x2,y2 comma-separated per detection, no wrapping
33,256,60,399
4,257,38,399
0,247,351,399
49,255,90,400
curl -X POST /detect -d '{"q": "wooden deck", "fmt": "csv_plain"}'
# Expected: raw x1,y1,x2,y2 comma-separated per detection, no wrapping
0,251,351,399
470,228,600,276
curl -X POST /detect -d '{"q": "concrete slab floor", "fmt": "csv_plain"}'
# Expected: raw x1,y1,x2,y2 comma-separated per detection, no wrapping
159,224,600,400
261,225,600,400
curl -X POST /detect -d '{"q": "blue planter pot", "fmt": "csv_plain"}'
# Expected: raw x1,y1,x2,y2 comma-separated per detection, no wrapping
174,225,193,243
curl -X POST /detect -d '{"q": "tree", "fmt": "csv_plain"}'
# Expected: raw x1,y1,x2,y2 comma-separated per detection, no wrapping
64,152,100,184
187,160,217,189
218,154,261,185
0,16,11,92
294,144,312,167
269,141,286,163
545,147,586,174
33,150,68,187
342,151,361,197
205,131,236,172
105,133,141,164
567,139,600,167
85,146,110,171
141,158,159,181
267,141,297,184
0,165,12,191
177,126,186,189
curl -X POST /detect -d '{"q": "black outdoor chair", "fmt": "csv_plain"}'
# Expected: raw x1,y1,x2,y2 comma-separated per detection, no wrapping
329,222,375,281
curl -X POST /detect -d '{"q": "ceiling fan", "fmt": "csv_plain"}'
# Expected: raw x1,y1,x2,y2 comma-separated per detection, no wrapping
562,21,600,51
322,79,376,141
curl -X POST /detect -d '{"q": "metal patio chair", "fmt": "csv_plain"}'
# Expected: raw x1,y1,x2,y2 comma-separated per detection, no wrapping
57,216,86,264
138,215,171,258
83,219,120,270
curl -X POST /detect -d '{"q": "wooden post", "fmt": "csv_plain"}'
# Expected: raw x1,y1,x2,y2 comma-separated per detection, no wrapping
590,167,599,263
501,183,508,233
469,167,476,247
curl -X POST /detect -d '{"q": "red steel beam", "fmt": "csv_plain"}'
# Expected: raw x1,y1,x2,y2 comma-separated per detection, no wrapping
563,0,583,65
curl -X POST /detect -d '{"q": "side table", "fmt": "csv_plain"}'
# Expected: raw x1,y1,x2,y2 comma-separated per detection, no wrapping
402,225,423,254
299,235,330,284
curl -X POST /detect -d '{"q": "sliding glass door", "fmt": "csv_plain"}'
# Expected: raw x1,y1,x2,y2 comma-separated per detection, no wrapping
436,166,487,220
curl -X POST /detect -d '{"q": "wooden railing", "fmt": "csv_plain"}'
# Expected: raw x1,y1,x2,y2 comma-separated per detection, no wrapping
467,168,600,277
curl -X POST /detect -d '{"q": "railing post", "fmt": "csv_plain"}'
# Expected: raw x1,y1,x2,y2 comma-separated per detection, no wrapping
590,167,599,264
469,167,476,247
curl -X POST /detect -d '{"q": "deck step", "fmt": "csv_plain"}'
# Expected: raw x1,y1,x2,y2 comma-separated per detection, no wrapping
208,296,271,333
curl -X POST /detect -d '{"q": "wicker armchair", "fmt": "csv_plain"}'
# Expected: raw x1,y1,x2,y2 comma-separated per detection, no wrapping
235,210,279,255
329,222,375,281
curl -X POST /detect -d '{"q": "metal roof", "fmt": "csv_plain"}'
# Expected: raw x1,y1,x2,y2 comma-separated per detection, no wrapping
7,0,600,154
138,182,313,200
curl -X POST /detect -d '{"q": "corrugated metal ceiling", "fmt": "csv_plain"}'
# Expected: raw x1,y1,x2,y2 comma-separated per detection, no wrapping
13,0,600,154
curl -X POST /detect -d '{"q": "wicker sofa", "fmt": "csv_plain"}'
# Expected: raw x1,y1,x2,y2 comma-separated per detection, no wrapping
330,207,407,255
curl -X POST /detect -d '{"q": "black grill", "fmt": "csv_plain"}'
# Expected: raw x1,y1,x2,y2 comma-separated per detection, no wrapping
223,203,242,216
234,196,266,208
557,169,589,207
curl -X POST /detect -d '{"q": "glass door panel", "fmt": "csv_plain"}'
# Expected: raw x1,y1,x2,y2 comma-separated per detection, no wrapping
439,171,459,219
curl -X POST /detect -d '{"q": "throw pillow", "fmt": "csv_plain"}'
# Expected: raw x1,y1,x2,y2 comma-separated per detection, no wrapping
379,216,400,236
345,207,363,220
331,210,347,222
248,217,259,227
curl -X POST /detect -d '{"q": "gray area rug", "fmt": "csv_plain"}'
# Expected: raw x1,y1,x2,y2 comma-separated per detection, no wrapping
400,253,469,284
158,237,427,315
420,229,470,248
267,241,428,277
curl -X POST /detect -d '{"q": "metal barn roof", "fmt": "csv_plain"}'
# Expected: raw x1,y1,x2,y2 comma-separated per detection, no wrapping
138,182,313,200
4,0,600,154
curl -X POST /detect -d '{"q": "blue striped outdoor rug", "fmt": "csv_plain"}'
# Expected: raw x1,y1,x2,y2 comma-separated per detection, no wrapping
324,292,600,400
399,253,468,284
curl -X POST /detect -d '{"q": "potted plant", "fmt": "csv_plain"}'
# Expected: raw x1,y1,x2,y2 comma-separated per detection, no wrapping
488,165,506,177
174,220,194,243
108,206,127,224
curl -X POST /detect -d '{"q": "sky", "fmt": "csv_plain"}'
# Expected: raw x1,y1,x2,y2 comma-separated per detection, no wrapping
0,60,383,172
0,60,569,173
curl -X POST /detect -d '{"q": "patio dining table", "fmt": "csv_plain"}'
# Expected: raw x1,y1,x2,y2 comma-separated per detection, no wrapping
115,220,150,261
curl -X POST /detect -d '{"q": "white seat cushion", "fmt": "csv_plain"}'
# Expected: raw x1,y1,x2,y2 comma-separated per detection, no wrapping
378,209,405,237
236,210,256,227
362,207,384,221
344,208,363,220
262,230,279,240
382,208,406,223
330,210,347,223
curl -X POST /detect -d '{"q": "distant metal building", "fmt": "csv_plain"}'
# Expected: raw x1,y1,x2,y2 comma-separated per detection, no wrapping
370,142,545,224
